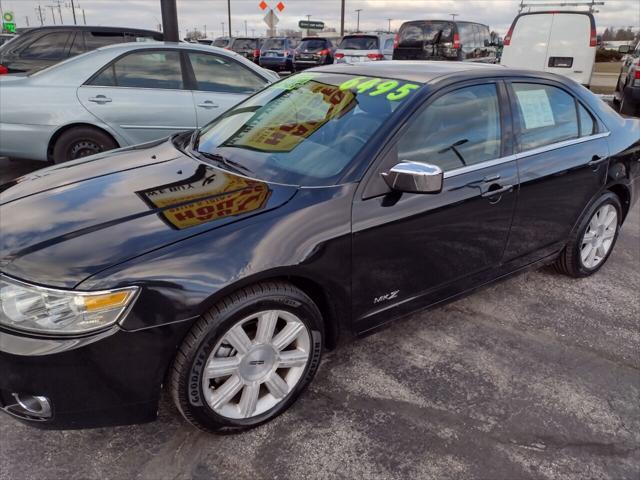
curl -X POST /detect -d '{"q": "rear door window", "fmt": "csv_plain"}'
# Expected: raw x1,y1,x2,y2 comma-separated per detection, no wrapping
339,36,378,50
232,39,257,51
20,32,71,59
578,103,596,136
297,39,328,51
511,83,579,151
187,52,266,93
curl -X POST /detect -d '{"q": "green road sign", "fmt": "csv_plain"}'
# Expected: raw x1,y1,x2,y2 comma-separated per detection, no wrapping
3,11,14,23
298,20,324,30
2,22,16,34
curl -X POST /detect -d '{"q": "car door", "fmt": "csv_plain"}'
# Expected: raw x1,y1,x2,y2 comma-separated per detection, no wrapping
185,51,269,128
502,81,609,265
351,81,519,332
77,48,197,145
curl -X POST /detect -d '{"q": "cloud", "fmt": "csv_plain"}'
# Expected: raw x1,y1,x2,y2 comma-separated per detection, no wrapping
2,0,638,37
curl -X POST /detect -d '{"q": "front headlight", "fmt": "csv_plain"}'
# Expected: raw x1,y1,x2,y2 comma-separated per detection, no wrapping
0,275,139,335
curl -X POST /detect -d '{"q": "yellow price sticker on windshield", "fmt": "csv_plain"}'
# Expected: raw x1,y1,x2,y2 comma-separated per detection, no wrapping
339,77,420,101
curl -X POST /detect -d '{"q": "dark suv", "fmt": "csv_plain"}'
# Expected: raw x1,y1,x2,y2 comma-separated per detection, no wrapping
229,38,262,64
615,42,640,116
393,20,498,63
0,25,163,74
259,37,299,72
293,37,338,71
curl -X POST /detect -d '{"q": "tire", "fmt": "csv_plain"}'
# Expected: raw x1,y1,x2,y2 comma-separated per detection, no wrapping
52,126,118,163
170,281,323,433
619,87,636,116
554,192,622,278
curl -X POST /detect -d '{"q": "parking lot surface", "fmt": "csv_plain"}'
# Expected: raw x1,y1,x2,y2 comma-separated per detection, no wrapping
0,159,638,480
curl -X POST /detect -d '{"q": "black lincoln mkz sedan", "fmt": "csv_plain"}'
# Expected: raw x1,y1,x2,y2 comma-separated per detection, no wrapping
1,62,638,432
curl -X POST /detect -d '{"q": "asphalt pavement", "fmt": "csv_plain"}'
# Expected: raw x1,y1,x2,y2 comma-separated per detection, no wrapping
0,157,639,480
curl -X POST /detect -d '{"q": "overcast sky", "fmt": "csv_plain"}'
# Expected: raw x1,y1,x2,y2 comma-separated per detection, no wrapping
1,0,638,37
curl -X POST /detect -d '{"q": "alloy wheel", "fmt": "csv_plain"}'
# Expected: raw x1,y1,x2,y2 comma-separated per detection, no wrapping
202,310,311,420
580,204,618,269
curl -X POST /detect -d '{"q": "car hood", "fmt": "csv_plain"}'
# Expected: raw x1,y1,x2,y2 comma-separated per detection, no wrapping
0,139,297,288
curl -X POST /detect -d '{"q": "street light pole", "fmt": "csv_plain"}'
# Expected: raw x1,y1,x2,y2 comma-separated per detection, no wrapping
450,13,458,21
70,0,77,24
355,9,362,33
244,19,247,36
227,0,231,37
160,0,179,42
305,14,311,37
340,0,345,36
387,18,391,33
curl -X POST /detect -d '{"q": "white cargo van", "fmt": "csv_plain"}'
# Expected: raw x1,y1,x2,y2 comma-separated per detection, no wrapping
500,11,597,87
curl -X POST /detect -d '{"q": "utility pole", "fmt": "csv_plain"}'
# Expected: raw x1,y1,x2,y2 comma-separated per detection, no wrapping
203,24,207,37
35,4,45,25
82,8,86,24
55,0,63,23
387,18,392,33
25,16,30,26
305,14,311,36
69,0,77,24
160,0,179,41
340,0,345,36
48,5,56,24
227,0,231,37
244,20,247,36
355,9,362,33
221,21,225,37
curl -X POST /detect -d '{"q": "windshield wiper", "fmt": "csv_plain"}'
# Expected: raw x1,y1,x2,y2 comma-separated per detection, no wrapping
194,150,253,175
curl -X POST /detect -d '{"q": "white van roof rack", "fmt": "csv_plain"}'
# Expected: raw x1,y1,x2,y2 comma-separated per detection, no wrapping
518,1,604,13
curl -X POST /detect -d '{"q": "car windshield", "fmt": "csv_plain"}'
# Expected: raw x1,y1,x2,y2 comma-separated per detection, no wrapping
398,21,454,46
339,36,378,50
297,39,327,51
263,38,286,50
194,72,422,186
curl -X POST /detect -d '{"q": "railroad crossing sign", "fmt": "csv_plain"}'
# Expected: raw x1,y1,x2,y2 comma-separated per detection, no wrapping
2,11,16,34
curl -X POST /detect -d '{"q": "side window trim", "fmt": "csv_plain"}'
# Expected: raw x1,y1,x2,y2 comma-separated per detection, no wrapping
84,48,187,91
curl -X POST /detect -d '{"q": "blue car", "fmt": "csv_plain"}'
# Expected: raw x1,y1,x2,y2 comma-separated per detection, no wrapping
259,37,299,72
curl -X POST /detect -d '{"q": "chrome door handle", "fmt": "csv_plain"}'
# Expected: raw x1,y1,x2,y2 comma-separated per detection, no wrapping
197,101,219,109
481,184,514,198
88,95,112,104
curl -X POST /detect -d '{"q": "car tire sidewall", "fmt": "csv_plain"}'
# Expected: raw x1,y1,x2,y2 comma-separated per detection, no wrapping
181,295,322,432
573,193,622,276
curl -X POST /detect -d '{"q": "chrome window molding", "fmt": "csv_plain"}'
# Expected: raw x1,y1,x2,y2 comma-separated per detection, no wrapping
443,131,611,179
120,125,195,130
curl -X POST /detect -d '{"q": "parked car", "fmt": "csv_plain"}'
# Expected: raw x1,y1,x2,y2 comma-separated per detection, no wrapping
393,20,498,63
293,36,338,70
228,37,262,64
335,33,394,63
1,61,637,432
500,11,598,87
0,25,163,75
212,36,232,48
0,33,16,47
0,42,277,163
259,37,299,72
614,42,640,116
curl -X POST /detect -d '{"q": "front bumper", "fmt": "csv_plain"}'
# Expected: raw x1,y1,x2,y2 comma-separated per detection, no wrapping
0,320,192,429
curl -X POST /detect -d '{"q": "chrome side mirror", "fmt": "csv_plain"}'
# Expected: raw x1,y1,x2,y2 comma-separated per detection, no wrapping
381,161,443,194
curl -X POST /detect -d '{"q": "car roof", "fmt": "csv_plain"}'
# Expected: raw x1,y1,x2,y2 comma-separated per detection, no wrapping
15,25,161,35
312,61,506,83
93,41,234,54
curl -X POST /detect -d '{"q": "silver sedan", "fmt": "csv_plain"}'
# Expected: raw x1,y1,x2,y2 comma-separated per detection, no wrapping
0,42,279,163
